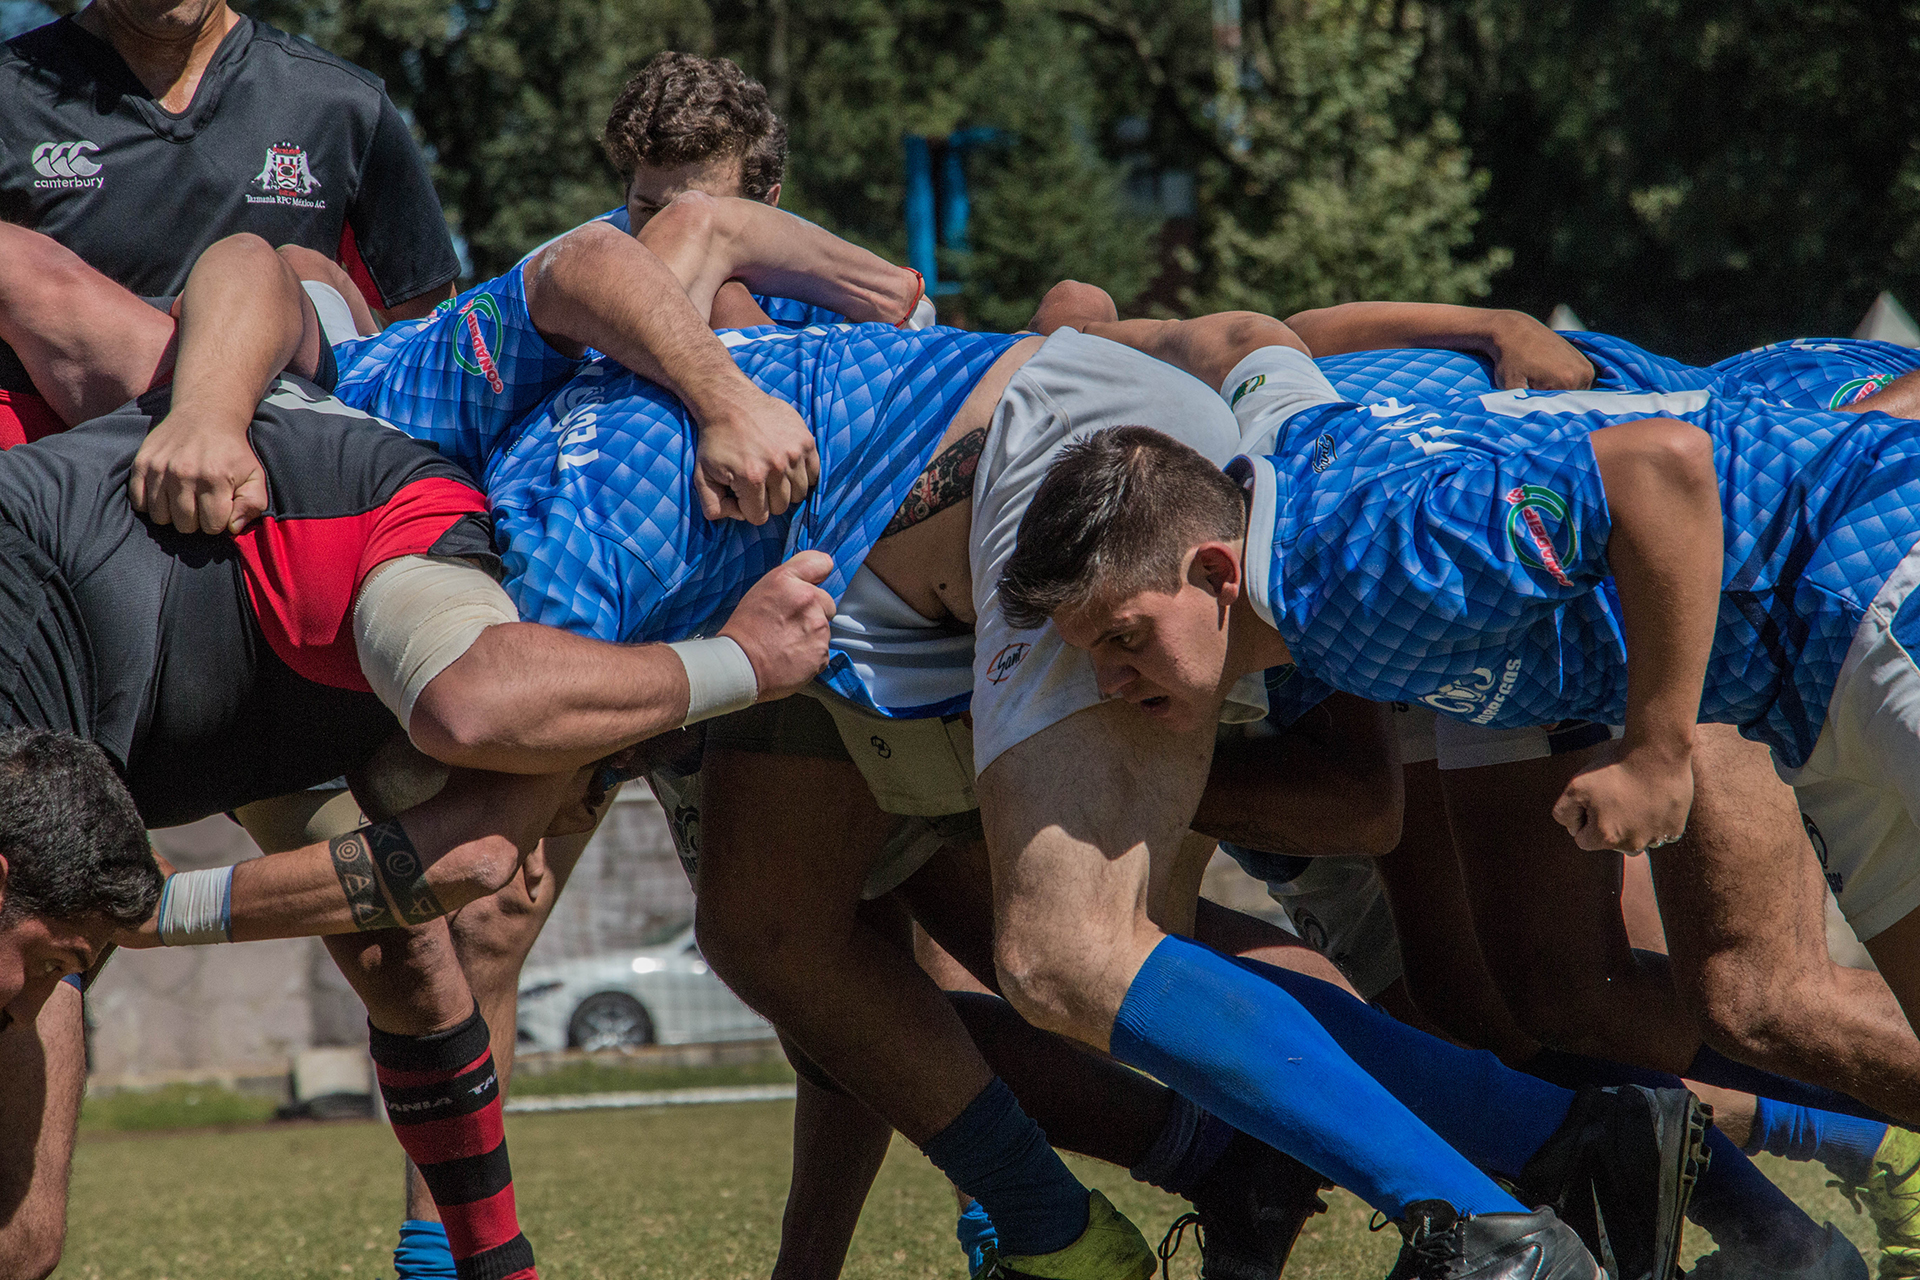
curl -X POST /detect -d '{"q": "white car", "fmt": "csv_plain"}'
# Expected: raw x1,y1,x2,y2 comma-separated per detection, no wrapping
515,919,774,1051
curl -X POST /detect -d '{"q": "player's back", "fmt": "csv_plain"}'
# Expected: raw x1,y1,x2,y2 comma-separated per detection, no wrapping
488,321,1021,643
1313,331,1710,405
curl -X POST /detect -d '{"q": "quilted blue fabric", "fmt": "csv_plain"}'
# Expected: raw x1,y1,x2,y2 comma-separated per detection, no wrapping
1315,332,1712,405
331,266,582,479
1246,387,1920,767
1712,338,1920,409
488,323,1020,652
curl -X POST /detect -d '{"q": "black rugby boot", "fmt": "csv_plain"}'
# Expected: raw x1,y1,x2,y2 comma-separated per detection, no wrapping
1513,1085,1711,1280
1160,1133,1332,1280
1385,1201,1604,1280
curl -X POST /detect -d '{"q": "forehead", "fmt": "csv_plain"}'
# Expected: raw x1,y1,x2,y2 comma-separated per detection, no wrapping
1055,589,1172,646
628,155,746,201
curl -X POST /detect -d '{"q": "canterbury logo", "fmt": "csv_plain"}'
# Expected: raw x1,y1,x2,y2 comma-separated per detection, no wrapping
33,141,101,179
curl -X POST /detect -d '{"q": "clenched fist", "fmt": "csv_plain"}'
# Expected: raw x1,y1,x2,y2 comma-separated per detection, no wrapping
130,410,269,534
1491,312,1595,392
695,389,820,525
720,550,838,700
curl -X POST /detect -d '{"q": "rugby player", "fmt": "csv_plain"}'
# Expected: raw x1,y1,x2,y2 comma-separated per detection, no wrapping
992,307,1920,1254
0,233,847,1280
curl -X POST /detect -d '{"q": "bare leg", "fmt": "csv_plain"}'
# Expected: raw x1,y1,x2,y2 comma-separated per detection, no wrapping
0,223,176,424
0,983,84,1280
1446,745,1701,1070
1657,724,1920,1122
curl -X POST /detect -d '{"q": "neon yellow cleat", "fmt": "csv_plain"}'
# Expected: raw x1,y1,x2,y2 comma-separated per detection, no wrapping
1831,1126,1920,1280
983,1190,1156,1280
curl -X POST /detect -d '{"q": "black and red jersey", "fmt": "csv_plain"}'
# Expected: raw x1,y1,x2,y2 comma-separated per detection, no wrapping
0,377,493,827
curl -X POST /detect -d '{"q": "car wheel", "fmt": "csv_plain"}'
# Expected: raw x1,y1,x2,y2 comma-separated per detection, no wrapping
567,992,655,1051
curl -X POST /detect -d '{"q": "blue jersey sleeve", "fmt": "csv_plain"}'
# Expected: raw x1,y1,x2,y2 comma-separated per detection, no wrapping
331,267,582,479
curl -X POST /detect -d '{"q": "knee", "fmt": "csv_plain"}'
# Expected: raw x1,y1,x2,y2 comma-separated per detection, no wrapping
990,922,1105,1043
447,875,545,973
1679,955,1797,1060
694,895,813,1011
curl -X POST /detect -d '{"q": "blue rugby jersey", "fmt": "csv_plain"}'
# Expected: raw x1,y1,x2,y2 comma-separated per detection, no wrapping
486,323,1020,680
332,265,581,478
594,205,851,328
1232,351,1920,767
1712,338,1920,410
1314,332,1711,406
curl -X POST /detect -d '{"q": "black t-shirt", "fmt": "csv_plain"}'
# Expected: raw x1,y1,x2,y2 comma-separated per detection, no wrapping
0,16,460,388
0,377,496,827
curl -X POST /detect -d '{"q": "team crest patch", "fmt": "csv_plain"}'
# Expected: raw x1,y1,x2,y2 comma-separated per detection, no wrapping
248,142,325,208
453,294,506,393
1230,374,1265,409
1829,373,1898,408
986,642,1030,684
1504,485,1577,588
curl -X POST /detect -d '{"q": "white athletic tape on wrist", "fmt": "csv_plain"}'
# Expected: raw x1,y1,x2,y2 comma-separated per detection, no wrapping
157,866,234,945
353,555,519,738
667,637,760,726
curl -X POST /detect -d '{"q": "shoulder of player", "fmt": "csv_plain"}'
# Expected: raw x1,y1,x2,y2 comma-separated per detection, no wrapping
242,22,389,101
250,381,484,514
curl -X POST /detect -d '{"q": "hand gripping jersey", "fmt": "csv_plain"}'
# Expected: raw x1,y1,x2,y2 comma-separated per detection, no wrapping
0,377,493,826
487,323,1020,703
1230,347,1920,768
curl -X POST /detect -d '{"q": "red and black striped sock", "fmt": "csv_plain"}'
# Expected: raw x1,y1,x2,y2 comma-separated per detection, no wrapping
370,1006,537,1280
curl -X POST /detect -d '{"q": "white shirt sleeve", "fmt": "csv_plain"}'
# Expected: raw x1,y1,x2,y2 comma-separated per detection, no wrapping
1220,346,1345,455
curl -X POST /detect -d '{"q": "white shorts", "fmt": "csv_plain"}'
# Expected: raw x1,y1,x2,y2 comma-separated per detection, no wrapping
968,328,1262,773
1392,701,1620,770
1778,543,1920,941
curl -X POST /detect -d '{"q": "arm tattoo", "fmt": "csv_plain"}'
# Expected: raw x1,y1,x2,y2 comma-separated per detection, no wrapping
882,427,987,538
365,819,447,925
329,829,400,931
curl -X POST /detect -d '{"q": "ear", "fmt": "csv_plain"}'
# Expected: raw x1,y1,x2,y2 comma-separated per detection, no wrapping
764,182,782,208
1190,541,1243,607
0,851,10,912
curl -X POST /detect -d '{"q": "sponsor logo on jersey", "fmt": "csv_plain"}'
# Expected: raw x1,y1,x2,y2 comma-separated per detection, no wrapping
1229,374,1265,409
246,142,326,208
1310,432,1338,473
1421,656,1524,724
452,294,506,394
31,140,103,189
1505,484,1578,588
986,642,1030,684
1830,373,1898,408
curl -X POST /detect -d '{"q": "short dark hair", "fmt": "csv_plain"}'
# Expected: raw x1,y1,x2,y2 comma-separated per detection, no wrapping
0,729,158,928
998,426,1248,630
603,53,787,201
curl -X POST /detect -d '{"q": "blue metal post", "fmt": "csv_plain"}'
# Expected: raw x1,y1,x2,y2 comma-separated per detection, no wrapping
903,134,939,292
938,140,969,254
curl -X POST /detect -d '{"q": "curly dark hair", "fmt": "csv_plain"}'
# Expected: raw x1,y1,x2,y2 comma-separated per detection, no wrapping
603,52,787,200
0,729,159,928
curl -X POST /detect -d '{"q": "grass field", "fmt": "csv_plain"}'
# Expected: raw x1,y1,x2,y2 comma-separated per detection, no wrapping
57,1100,1884,1280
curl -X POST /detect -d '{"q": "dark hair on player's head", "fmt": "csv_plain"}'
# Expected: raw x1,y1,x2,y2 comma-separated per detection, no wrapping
998,426,1248,631
603,52,787,200
0,729,158,929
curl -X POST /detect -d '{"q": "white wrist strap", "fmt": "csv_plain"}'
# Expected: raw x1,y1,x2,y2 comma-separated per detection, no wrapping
667,637,760,726
157,866,235,945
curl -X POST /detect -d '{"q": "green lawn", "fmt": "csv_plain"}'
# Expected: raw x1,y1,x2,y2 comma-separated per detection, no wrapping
56,1101,1881,1280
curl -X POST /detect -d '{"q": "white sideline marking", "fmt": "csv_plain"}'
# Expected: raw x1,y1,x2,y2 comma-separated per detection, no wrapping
504,1084,796,1114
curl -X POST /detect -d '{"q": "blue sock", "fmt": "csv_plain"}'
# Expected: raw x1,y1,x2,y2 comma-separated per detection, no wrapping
920,1078,1089,1256
1686,1045,1895,1125
1747,1096,1887,1183
1229,954,1575,1181
956,1198,1001,1276
1109,936,1527,1218
1523,1051,1820,1242
393,1220,458,1280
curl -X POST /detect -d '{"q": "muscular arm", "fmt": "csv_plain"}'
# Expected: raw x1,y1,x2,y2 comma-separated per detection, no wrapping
1194,694,1404,856
0,983,84,1280
1078,313,1310,391
1552,419,1722,851
128,233,329,534
1283,302,1594,391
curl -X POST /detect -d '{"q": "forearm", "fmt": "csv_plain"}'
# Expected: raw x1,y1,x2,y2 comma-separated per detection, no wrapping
168,234,311,431
0,985,82,1280
1283,302,1517,357
217,769,571,940
407,622,692,773
1591,419,1722,756
1082,312,1307,389
660,195,920,325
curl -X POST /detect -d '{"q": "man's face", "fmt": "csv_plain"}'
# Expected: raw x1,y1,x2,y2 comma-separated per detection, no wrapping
0,911,104,1033
1054,557,1236,734
624,156,778,229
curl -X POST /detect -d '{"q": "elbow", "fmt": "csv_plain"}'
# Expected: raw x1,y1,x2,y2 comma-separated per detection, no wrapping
407,667,513,771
